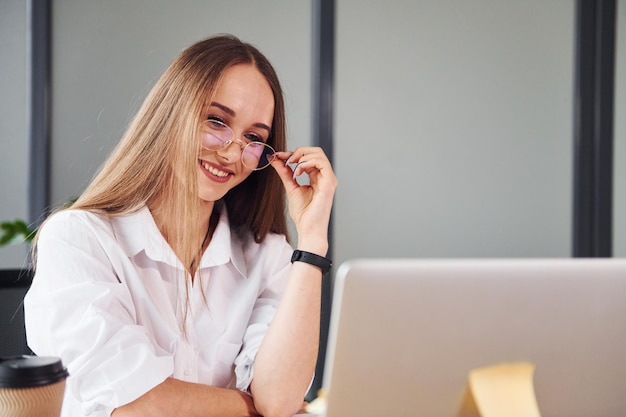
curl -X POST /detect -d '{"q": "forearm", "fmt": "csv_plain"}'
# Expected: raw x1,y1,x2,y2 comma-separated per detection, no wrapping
112,378,259,417
251,260,323,417
256,147,335,416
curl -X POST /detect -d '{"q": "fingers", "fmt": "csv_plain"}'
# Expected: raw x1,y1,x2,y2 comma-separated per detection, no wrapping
273,147,335,185
270,153,301,193
271,147,337,241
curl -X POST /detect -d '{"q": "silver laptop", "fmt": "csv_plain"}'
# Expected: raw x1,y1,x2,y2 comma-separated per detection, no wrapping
318,258,626,417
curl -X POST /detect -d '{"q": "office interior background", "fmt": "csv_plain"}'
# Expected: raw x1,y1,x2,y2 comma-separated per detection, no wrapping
1,0,625,391
2,0,625,271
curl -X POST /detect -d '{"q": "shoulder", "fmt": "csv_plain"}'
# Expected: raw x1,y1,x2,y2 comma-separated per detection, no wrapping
37,209,115,247
41,209,111,233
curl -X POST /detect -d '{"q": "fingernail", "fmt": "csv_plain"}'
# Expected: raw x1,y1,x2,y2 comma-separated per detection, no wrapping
292,161,304,179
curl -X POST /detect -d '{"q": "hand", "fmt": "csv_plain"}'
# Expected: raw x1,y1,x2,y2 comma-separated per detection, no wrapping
271,147,337,255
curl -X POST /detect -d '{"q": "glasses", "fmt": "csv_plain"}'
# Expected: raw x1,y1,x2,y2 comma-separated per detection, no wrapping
201,118,276,170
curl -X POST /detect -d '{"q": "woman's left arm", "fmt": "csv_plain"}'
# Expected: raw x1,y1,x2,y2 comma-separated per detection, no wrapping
250,147,337,417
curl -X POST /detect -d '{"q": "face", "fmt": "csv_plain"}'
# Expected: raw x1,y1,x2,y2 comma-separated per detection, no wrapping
197,64,275,203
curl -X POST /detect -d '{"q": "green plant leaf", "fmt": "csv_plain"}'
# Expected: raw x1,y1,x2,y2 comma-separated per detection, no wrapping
0,220,37,246
1,196,76,247
0,222,16,246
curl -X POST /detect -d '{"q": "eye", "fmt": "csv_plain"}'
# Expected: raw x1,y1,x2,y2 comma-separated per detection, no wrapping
244,132,265,143
206,116,228,130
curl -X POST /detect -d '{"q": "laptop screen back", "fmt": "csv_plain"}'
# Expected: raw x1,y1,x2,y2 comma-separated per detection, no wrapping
322,258,626,417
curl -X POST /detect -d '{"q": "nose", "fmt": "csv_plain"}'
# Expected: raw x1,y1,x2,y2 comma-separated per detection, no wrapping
216,138,246,163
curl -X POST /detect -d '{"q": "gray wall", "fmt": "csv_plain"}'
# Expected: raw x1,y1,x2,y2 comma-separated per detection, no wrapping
335,0,576,267
0,0,29,269
334,0,625,267
1,0,625,271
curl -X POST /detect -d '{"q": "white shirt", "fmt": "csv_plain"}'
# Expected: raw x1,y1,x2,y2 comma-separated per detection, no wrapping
24,206,293,417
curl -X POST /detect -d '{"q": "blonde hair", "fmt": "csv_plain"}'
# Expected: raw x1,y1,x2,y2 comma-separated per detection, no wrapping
39,35,289,275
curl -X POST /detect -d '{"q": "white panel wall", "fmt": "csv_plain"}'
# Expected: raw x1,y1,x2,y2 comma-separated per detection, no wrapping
334,1,576,267
0,1,29,269
50,0,313,208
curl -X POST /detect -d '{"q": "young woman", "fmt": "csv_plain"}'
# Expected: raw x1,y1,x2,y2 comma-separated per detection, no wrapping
24,35,337,417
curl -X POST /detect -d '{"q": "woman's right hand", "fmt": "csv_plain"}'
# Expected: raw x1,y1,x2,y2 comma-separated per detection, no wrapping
271,147,337,255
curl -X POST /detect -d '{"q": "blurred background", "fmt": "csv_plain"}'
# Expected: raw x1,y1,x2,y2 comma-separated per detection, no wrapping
1,0,624,393
2,1,624,271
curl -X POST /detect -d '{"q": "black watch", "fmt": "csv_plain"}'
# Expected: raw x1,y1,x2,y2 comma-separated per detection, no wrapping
291,250,332,275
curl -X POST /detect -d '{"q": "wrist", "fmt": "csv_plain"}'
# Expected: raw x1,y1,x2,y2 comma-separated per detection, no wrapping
291,250,332,275
296,235,328,257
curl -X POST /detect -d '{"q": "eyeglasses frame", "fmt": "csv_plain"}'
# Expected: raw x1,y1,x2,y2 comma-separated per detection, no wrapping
200,118,276,171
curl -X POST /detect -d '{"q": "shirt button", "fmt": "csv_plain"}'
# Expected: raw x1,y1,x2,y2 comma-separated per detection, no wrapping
184,369,191,376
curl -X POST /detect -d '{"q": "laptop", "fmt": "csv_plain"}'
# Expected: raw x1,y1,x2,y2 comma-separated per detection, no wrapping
312,258,626,417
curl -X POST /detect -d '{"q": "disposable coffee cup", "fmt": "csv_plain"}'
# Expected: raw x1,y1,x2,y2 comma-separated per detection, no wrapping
0,355,69,417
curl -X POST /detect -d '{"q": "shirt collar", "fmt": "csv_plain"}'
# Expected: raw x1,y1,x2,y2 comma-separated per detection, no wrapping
198,208,248,278
111,206,248,277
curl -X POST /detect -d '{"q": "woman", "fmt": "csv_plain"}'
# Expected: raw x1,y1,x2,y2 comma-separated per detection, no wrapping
24,34,337,417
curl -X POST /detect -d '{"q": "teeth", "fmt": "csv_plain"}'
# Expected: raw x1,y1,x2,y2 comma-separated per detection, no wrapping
203,162,229,178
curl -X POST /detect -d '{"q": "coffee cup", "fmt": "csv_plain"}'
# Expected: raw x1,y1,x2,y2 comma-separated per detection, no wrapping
0,355,69,417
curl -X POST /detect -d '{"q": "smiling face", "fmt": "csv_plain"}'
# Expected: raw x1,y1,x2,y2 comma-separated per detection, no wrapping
197,64,275,203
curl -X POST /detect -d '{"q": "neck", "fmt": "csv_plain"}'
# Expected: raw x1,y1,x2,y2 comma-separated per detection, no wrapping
148,199,218,270
198,199,215,237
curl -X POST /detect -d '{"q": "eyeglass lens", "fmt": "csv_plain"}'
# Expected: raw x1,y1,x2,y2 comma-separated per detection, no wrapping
202,120,275,170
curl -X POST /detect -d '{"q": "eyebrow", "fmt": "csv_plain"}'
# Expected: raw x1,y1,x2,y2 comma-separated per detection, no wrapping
209,102,272,134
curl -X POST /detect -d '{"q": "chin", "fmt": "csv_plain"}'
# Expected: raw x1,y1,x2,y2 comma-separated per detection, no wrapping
198,190,227,203
197,177,232,203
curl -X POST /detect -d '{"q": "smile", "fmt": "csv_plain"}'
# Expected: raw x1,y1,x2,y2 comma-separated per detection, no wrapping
199,160,233,183
203,162,229,177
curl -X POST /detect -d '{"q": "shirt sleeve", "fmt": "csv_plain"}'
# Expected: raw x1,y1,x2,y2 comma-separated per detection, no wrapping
233,235,293,391
24,211,173,416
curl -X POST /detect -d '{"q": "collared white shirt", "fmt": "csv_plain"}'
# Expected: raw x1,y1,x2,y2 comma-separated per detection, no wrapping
24,206,293,417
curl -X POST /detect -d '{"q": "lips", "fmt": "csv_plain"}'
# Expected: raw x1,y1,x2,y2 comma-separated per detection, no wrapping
199,160,233,183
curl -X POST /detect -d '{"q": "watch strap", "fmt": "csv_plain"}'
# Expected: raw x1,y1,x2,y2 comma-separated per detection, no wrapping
291,250,332,274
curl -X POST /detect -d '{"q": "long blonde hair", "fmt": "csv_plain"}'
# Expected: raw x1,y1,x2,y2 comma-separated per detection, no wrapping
40,35,289,274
